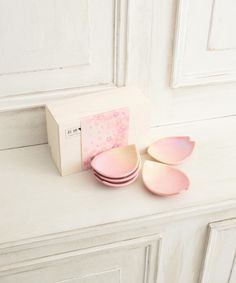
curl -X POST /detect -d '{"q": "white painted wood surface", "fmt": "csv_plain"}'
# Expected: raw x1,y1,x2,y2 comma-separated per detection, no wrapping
0,0,90,74
149,0,236,124
208,0,236,50
0,0,120,96
200,219,236,283
0,0,153,111
172,0,236,87
0,107,47,150
0,235,161,283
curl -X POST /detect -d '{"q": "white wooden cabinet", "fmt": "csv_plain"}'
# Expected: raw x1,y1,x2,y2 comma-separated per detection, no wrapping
1,214,235,283
0,118,236,283
0,1,236,282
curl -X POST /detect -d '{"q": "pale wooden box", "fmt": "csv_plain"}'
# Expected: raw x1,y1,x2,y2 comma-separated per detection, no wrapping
46,88,151,176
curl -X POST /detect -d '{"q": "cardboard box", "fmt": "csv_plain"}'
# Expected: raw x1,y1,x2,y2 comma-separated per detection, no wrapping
46,87,151,176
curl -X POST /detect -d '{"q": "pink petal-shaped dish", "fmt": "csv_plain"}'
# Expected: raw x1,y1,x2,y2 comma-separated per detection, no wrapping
91,144,140,178
142,160,190,196
92,158,141,180
94,171,139,188
148,136,195,164
93,161,141,183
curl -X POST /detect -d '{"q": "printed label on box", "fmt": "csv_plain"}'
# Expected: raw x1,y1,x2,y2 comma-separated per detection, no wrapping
65,126,81,138
81,108,129,169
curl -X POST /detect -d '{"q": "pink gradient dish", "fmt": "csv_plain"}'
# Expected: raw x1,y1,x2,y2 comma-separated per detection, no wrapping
94,172,139,188
92,157,141,178
142,160,190,196
92,161,141,183
94,171,138,184
148,136,195,165
91,144,140,178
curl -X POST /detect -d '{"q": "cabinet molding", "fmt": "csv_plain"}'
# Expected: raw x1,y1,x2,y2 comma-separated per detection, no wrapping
0,0,154,113
0,234,161,283
200,218,236,283
172,0,236,87
0,0,129,109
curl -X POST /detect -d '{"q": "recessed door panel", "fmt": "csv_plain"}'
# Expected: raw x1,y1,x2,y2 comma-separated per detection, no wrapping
172,0,236,87
0,0,127,96
0,235,161,283
200,218,236,283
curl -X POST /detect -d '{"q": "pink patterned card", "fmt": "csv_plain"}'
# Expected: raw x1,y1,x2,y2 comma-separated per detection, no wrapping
81,108,129,169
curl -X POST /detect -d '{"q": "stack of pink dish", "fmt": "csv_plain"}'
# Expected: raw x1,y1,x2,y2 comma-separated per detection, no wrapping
90,136,195,195
91,144,141,187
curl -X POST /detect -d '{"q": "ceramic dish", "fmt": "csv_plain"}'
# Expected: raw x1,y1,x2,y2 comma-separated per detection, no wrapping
93,169,138,183
148,136,195,165
92,158,141,180
142,160,189,196
93,161,141,183
94,170,139,185
91,144,140,178
94,172,139,188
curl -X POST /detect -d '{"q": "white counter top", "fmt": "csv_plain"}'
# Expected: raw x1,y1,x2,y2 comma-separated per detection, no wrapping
1,116,236,246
